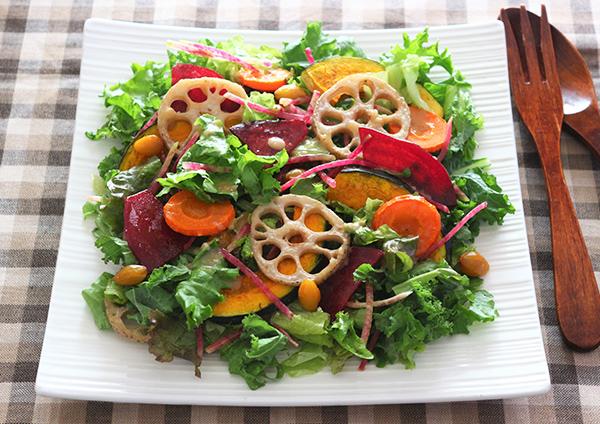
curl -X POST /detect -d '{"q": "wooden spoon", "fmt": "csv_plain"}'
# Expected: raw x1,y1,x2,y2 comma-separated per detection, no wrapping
503,7,600,158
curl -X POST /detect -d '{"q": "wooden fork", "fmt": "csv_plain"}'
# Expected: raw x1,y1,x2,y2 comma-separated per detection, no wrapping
500,5,600,350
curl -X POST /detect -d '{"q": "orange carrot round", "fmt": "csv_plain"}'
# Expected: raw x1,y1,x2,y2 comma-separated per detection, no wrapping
406,106,448,152
163,190,235,236
372,194,441,257
238,68,291,92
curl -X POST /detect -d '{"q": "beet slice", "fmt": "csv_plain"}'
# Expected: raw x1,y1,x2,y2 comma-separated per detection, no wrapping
359,127,457,206
171,64,223,86
124,190,193,270
229,120,308,156
319,247,383,315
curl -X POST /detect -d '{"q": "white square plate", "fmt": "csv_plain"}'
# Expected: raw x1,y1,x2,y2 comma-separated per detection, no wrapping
35,18,550,406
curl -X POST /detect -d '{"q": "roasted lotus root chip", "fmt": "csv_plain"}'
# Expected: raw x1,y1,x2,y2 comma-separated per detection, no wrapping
250,194,350,286
312,73,411,158
157,77,248,148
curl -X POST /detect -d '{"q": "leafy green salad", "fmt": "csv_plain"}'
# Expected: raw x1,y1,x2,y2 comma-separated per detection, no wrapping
82,22,514,389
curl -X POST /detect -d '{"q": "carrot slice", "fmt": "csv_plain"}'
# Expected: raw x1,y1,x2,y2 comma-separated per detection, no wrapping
406,106,448,152
238,68,291,92
372,194,441,257
163,190,235,236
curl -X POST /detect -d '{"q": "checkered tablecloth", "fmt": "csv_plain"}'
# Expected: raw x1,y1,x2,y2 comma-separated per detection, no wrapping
1,0,599,422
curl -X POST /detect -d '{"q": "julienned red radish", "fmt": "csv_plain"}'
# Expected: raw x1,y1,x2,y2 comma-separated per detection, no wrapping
223,92,309,122
360,283,374,343
419,201,488,260
181,162,232,173
132,112,158,140
205,329,243,354
167,40,261,73
279,158,375,192
358,330,381,371
436,116,453,163
317,171,336,188
150,142,181,194
220,248,294,319
304,47,315,65
271,323,300,348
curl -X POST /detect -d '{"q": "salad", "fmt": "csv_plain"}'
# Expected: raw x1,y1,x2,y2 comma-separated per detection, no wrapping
82,23,514,390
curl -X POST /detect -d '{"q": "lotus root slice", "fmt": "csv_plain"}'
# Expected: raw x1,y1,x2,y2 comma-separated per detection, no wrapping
250,194,350,286
312,73,411,158
157,77,248,148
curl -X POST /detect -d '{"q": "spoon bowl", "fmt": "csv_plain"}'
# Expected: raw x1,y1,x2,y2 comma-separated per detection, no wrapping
502,8,600,158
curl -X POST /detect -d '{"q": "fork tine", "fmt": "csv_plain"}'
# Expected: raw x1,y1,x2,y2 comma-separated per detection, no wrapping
499,9,525,91
539,5,559,85
519,5,541,83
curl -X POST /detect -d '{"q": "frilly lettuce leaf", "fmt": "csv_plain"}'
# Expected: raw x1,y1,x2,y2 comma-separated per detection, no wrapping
281,21,366,73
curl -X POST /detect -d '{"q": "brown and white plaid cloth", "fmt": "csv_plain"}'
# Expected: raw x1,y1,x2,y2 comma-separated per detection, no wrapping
1,0,599,422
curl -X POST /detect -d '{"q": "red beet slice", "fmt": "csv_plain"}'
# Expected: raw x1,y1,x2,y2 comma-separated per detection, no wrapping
319,247,383,315
229,120,308,156
359,127,457,206
124,190,193,270
171,64,223,86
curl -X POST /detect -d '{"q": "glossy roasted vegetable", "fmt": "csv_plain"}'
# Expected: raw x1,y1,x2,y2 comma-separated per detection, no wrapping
120,125,162,171
123,189,193,270
301,57,384,92
360,127,457,206
212,273,295,319
326,168,410,209
417,84,443,117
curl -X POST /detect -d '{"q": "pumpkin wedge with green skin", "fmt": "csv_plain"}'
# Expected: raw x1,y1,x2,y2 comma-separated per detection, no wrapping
212,208,326,320
119,124,162,171
301,57,385,93
212,272,296,319
327,168,411,210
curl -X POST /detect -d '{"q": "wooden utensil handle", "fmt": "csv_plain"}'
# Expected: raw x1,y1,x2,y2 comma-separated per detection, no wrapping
542,153,600,351
564,104,600,159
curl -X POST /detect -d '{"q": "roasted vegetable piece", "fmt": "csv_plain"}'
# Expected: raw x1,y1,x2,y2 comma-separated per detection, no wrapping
372,195,441,258
319,246,383,314
229,119,308,156
326,168,410,209
123,189,193,270
301,57,385,92
359,127,457,206
238,67,291,92
163,190,235,237
171,63,223,85
120,124,162,171
212,273,295,320
406,106,449,152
